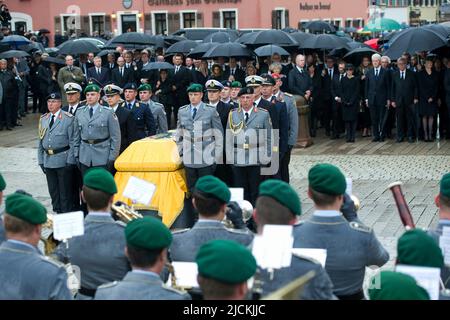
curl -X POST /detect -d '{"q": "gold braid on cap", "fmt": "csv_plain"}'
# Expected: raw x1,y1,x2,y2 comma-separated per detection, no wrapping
228,102,244,135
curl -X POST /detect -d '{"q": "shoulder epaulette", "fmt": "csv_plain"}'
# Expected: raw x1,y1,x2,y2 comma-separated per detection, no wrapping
97,281,118,289
292,252,321,266
349,221,372,233
162,284,188,295
179,105,189,110
63,111,73,117
40,256,66,269
284,92,293,97
40,113,48,118
115,220,126,228
224,227,252,235
172,228,190,234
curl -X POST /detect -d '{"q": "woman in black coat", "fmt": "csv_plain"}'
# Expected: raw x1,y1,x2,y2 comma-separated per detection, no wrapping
307,64,322,137
417,58,439,141
155,69,175,129
341,64,360,143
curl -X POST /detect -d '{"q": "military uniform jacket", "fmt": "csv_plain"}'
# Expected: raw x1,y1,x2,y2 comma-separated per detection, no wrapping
176,102,224,169
121,101,156,139
73,104,121,167
145,99,168,134
0,216,5,244
276,91,299,147
225,106,272,167
170,220,254,262
0,240,72,300
293,213,389,297
38,111,76,168
428,219,450,289
54,214,130,293
95,271,191,300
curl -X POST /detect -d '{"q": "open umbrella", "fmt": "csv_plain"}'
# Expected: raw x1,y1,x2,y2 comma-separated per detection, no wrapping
364,18,401,32
289,31,315,46
364,38,380,51
58,39,101,55
1,35,31,47
97,49,119,57
385,28,447,60
39,28,51,34
0,50,30,59
254,44,289,57
282,27,297,33
299,34,347,50
203,42,252,59
235,31,259,44
344,26,358,33
422,24,450,38
109,32,156,46
304,20,336,34
343,47,379,65
187,42,219,59
41,56,65,65
142,62,175,71
203,31,238,43
239,30,297,47
164,35,186,45
18,41,45,53
329,41,370,57
165,40,198,55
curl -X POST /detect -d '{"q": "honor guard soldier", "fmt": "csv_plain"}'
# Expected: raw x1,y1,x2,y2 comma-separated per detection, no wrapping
229,81,242,108
38,92,77,213
220,80,232,104
226,87,272,206
294,163,389,300
196,239,257,300
95,217,191,300
138,83,168,134
170,175,253,262
0,193,72,299
122,82,156,139
245,75,271,110
104,84,137,155
73,83,121,176
253,180,336,300
0,173,6,244
54,168,130,299
176,83,224,194
369,271,430,300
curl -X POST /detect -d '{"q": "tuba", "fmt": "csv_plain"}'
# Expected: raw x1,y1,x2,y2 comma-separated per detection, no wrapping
388,182,415,229
111,201,143,223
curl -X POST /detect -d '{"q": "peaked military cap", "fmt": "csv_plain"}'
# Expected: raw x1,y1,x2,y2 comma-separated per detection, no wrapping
205,79,223,91
123,83,138,91
137,83,152,92
64,82,82,94
238,86,254,97
84,83,101,94
261,75,276,86
103,84,123,96
46,92,61,100
245,75,264,87
221,80,232,88
231,81,242,88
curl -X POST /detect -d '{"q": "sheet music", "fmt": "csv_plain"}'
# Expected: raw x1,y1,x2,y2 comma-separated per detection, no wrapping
439,226,450,266
52,211,84,241
123,176,156,206
167,262,198,288
252,225,293,270
395,265,441,300
291,248,327,267
345,178,352,196
229,188,244,202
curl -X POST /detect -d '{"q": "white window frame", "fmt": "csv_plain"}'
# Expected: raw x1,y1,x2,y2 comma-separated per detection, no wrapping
219,8,238,29
323,18,331,23
179,10,197,29
116,10,140,35
333,18,343,28
354,17,363,28
60,13,79,35
89,12,106,35
151,10,168,35
345,18,353,28
274,7,286,29
10,12,33,32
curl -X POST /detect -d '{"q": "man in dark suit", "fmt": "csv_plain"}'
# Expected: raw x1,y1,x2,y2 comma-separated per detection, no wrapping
136,50,157,89
365,54,391,142
75,54,93,78
105,53,117,71
321,56,338,136
445,61,450,140
171,53,192,125
330,61,346,139
103,84,137,155
111,57,135,88
391,57,419,143
87,56,111,88
288,54,312,100
223,58,246,84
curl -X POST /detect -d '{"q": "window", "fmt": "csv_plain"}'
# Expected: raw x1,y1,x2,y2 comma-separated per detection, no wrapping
91,15,105,35
154,13,167,35
273,9,285,29
353,18,363,28
61,15,79,36
181,12,196,28
299,19,309,29
221,10,237,29
333,18,342,29
345,18,352,28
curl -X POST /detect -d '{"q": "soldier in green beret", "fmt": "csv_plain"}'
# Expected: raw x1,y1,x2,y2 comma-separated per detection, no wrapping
0,192,72,299
138,83,168,134
54,168,130,299
253,179,336,300
294,163,389,299
230,81,243,107
369,271,429,300
95,217,190,300
196,239,257,300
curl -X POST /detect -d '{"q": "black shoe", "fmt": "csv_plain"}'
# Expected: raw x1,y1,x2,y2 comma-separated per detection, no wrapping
6,127,12,131
325,131,330,137
0,126,3,131
396,138,404,143
380,137,385,142
372,137,380,142
408,137,414,143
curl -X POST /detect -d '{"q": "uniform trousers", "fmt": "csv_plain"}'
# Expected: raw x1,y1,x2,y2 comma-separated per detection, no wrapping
232,165,261,206
45,166,74,213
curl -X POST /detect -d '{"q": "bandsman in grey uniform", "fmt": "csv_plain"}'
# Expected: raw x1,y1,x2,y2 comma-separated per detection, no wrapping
196,239,257,300
138,83,168,134
171,175,253,262
0,173,6,244
226,86,272,205
54,168,130,299
95,217,190,300
73,83,121,176
38,92,76,213
294,163,389,299
0,193,72,299
176,83,223,193
253,179,336,300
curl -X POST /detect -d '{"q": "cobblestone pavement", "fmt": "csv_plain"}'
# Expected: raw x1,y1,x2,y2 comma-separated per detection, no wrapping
1,114,449,295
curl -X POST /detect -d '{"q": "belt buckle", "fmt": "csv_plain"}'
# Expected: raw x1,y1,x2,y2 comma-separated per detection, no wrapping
243,143,249,149
88,140,95,144
273,146,279,152
47,149,54,155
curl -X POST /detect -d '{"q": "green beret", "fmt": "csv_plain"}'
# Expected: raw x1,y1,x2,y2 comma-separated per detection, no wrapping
195,175,230,203
187,83,203,93
397,229,444,268
231,81,242,88
308,163,346,195
259,179,301,216
84,83,101,94
125,216,172,250
0,172,5,191
440,173,450,198
83,167,117,194
369,271,429,300
196,240,257,284
138,83,152,92
5,193,47,225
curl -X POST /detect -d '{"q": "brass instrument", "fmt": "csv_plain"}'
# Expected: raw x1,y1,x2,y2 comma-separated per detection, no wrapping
387,182,415,229
260,270,316,300
40,214,59,255
223,200,254,229
351,194,361,212
111,201,143,223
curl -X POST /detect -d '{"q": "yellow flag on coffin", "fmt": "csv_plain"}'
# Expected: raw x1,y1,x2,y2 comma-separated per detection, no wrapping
114,134,187,227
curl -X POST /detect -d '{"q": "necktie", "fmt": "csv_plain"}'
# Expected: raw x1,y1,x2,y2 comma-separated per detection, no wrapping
245,112,249,123
329,69,333,78
402,71,405,80
231,68,235,75
192,107,197,119
120,68,124,77
339,74,343,81
128,103,132,110
175,66,179,74
375,69,379,77
110,63,113,69
97,68,100,75
89,107,93,118
69,106,73,115
49,115,55,128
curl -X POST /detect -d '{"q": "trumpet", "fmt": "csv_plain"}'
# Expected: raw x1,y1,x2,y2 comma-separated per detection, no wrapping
111,201,143,223
388,181,415,229
41,213,59,256
223,200,254,229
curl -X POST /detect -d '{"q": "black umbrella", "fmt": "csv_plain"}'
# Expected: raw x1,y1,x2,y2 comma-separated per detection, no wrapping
1,35,31,47
344,26,358,33
343,47,379,65
282,27,297,33
385,28,447,60
97,49,119,57
165,40,198,55
254,44,289,57
18,41,45,53
58,39,101,55
0,50,30,59
299,34,348,50
289,31,315,46
39,28,51,34
164,35,186,45
41,56,65,65
239,30,297,47
422,24,450,38
235,31,259,44
329,41,370,57
187,42,219,59
203,42,252,59
150,35,167,48
304,21,336,34
142,62,175,71
109,32,156,46
203,31,238,43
